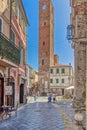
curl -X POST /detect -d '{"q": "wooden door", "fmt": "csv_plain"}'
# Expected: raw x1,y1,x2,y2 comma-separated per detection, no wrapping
20,84,24,104
0,78,4,106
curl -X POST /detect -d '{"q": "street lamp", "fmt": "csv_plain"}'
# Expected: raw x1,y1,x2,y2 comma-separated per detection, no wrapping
67,25,75,41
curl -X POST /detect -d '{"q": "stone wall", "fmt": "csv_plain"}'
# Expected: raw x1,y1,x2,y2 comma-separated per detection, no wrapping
73,43,86,108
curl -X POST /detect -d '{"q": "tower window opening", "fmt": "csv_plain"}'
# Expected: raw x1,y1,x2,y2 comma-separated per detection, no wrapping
43,41,45,46
42,59,44,65
44,22,46,25
42,4,47,10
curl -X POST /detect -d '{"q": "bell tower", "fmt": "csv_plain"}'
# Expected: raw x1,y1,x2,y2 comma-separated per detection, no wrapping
38,0,54,95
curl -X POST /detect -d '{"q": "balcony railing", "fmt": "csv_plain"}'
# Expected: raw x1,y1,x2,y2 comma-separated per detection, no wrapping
0,32,20,65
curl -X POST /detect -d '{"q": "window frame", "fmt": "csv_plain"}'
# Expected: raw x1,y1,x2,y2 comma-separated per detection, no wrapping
61,78,64,83
43,41,45,46
11,29,15,44
19,42,25,64
56,68,59,74
42,4,47,10
50,68,53,74
50,78,53,83
56,79,59,83
61,68,65,74
42,59,44,65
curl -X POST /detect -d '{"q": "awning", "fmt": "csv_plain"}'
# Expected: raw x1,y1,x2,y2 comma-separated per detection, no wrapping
66,86,75,90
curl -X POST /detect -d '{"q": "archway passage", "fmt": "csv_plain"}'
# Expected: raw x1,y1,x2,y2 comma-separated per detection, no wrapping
0,73,4,107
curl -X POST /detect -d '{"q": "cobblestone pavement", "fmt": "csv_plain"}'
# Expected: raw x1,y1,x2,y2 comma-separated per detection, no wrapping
0,102,66,130
55,100,84,130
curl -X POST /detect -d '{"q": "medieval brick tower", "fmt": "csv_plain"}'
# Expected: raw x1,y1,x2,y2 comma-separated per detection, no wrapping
38,0,54,95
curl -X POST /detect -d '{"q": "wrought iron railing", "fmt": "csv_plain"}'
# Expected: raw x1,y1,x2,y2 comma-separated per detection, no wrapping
0,32,20,65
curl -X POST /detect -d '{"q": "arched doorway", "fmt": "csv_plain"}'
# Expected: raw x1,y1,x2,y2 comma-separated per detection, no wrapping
20,84,24,104
0,73,4,107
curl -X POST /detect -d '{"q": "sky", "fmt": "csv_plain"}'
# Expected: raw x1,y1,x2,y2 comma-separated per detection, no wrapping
22,0,74,71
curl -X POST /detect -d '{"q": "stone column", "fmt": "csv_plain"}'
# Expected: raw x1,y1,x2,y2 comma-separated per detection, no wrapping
73,42,86,109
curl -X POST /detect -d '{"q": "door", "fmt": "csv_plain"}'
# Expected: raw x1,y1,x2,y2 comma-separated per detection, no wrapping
6,95,12,106
20,84,24,104
0,78,4,107
62,89,64,95
12,83,15,107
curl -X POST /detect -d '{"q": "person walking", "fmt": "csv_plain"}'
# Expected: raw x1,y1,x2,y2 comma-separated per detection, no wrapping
52,93,56,103
47,93,52,103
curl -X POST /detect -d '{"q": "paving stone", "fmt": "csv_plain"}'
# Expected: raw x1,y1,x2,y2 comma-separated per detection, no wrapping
0,102,66,130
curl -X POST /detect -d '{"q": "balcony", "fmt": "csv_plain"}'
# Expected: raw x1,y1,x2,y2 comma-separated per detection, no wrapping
0,32,20,66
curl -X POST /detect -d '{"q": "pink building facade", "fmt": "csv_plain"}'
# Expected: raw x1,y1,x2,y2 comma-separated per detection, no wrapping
0,0,29,108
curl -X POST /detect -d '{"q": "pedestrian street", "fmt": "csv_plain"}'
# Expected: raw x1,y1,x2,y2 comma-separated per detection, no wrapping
0,102,66,130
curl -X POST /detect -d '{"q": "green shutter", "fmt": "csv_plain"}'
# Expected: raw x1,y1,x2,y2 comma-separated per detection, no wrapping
61,68,65,73
50,79,53,83
56,68,59,73
50,69,53,74
56,79,59,83
0,19,2,32
62,79,64,83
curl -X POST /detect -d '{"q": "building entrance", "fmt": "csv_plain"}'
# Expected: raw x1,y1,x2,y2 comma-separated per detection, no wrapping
0,78,4,107
20,84,24,104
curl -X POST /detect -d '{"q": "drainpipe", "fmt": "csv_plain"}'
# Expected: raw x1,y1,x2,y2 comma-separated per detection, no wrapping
9,0,12,39
7,0,12,85
86,46,87,130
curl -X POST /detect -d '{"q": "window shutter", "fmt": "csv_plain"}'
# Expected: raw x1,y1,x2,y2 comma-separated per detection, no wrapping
0,19,2,32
